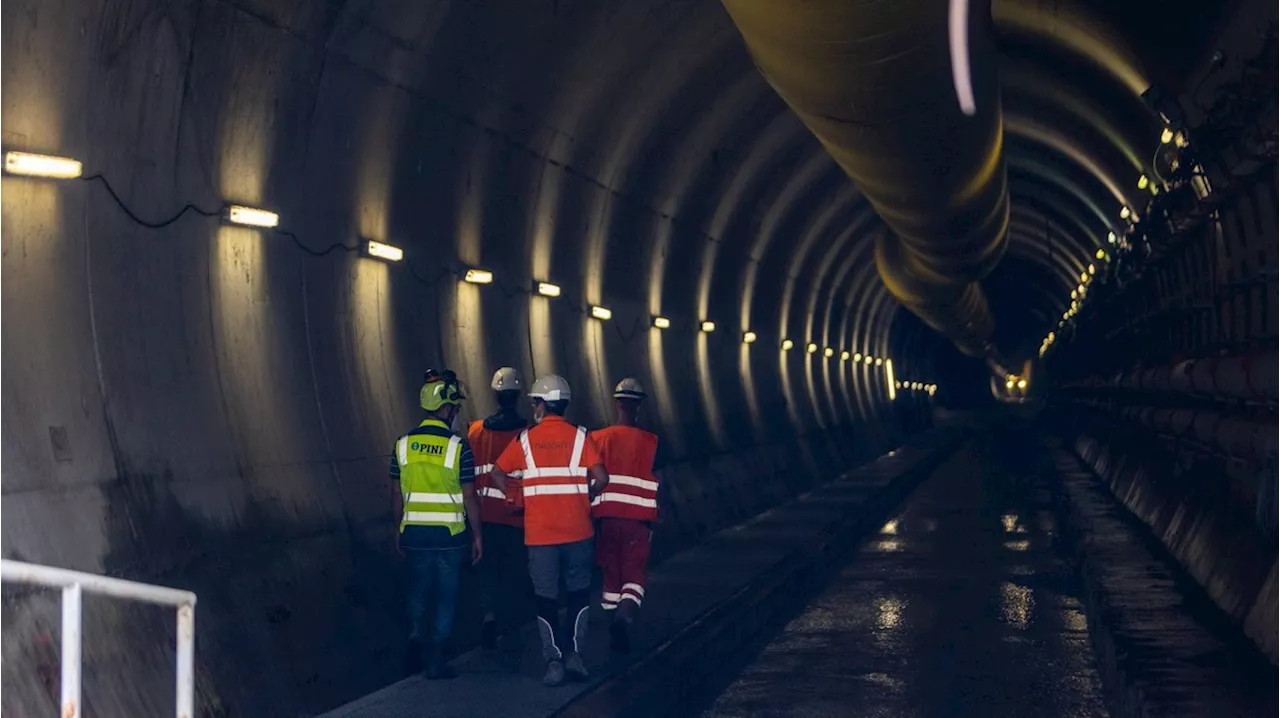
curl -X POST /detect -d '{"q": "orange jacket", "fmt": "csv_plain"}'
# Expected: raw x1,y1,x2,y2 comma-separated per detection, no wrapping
589,425,659,522
468,420,524,528
495,416,602,546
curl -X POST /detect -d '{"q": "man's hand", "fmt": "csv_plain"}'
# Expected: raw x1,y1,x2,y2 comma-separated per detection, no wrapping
471,534,484,566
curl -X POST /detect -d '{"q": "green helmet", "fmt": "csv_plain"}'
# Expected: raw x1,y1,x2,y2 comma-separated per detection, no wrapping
420,368,467,411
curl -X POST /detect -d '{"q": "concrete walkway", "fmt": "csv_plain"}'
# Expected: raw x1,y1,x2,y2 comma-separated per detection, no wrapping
318,431,959,717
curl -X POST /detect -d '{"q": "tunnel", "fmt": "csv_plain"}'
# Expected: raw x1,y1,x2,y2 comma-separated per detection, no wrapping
1,0,1276,716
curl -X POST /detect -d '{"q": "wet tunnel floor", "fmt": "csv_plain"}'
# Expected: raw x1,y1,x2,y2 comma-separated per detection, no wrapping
701,440,1109,718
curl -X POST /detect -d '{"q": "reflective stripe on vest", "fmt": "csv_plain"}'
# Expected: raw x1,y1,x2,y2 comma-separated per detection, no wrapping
590,428,660,521
520,427,589,495
397,427,466,535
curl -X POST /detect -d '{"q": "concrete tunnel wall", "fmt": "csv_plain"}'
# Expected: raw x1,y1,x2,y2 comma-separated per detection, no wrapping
1,2,942,715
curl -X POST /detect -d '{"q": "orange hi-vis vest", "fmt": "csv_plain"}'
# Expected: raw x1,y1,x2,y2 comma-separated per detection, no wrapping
496,416,600,546
468,420,524,528
589,425,660,522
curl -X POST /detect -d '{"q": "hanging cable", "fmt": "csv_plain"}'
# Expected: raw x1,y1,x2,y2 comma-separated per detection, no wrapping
80,174,222,228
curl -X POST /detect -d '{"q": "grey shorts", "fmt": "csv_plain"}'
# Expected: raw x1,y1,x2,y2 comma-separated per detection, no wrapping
527,537,594,599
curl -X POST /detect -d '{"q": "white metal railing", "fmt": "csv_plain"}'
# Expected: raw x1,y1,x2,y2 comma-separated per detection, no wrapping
0,559,197,718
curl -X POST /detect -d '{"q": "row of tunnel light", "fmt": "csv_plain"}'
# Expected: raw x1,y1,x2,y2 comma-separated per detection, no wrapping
5,151,942,401
1038,125,1189,359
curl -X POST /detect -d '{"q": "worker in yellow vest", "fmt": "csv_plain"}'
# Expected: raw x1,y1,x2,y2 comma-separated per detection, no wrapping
389,369,483,679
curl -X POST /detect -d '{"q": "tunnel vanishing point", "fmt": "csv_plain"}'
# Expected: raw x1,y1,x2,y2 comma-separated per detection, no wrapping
2,0,1277,716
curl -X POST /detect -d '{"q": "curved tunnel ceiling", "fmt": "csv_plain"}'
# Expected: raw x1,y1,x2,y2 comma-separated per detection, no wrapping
0,0,1230,559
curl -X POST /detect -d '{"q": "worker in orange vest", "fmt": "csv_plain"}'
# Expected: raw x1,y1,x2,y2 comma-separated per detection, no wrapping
468,367,530,650
487,374,609,686
590,378,662,654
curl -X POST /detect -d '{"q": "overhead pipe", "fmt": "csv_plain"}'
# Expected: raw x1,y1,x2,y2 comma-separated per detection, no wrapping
721,0,1010,357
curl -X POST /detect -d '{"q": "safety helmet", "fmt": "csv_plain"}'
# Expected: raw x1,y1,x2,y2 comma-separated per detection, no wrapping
491,367,521,392
420,368,467,411
613,377,646,400
529,374,572,403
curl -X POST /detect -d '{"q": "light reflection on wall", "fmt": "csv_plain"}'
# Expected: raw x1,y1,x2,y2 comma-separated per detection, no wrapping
351,88,404,436
694,226,724,447
211,225,303,479
645,220,681,451
339,260,401,440
695,333,726,448
526,157,569,379
740,343,765,441
647,329,684,455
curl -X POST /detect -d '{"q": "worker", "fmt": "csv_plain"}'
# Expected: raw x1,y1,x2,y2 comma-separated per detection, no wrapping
487,375,609,686
389,369,483,680
468,367,530,650
590,378,661,654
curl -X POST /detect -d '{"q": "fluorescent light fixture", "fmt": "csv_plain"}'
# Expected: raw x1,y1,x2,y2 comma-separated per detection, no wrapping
781,339,794,351
1137,174,1149,190
886,359,897,401
841,350,851,361
4,151,82,179
824,347,834,358
806,342,818,354
701,321,716,333
853,352,863,362
227,205,280,228
652,316,670,329
875,357,883,366
591,305,612,320
463,268,493,284
1161,127,1174,144
536,282,561,297
743,331,758,344
364,240,404,262
1120,206,1131,220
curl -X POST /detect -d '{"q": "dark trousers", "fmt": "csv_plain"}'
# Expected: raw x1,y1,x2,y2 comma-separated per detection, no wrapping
405,546,466,646
476,523,529,629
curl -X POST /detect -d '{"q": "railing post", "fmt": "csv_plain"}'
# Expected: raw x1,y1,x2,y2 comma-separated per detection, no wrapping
61,583,82,718
175,603,195,718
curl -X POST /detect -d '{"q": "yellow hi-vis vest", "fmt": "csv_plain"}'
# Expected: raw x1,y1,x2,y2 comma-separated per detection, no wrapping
396,419,466,536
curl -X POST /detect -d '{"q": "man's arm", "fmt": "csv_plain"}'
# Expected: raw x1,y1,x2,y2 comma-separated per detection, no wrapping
462,483,483,564
489,465,508,495
388,450,403,555
458,441,482,564
587,463,609,497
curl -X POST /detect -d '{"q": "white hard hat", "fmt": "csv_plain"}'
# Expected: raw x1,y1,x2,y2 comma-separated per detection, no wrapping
529,374,571,402
491,367,521,392
613,377,646,400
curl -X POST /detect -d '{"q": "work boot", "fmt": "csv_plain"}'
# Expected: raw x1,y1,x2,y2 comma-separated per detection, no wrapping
423,643,456,680
480,618,497,650
543,660,566,687
609,619,631,654
564,652,589,681
402,638,425,676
